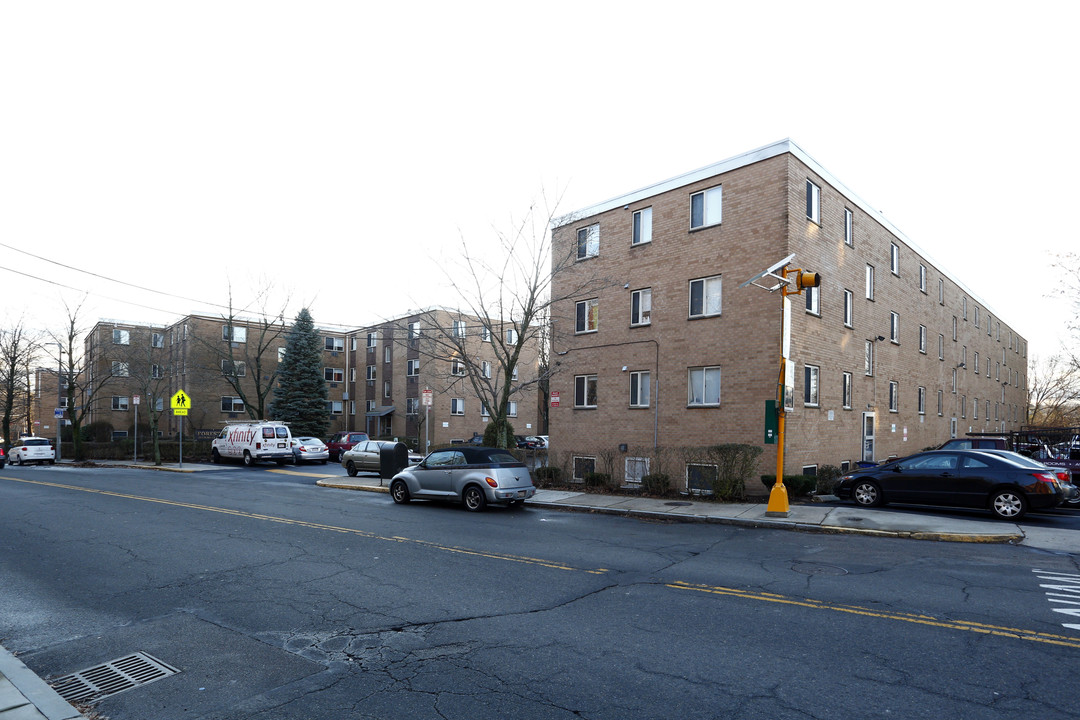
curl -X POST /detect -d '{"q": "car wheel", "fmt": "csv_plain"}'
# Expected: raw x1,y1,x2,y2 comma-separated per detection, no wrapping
991,490,1027,520
852,480,882,507
211,449,221,464
346,461,358,477
463,485,487,512
390,479,410,504
243,451,254,467
16,456,24,466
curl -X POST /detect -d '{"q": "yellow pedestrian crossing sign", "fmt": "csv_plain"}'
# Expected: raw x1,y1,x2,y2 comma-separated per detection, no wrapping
171,390,191,415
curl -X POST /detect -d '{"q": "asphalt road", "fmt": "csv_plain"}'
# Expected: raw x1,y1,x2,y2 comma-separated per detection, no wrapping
1,464,1078,720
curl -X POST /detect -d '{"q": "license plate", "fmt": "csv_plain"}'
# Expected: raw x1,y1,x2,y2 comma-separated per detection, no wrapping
278,443,286,448
517,490,527,498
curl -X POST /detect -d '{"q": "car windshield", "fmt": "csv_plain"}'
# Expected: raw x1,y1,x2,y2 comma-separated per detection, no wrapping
978,451,1042,468
484,450,518,464
25,439,50,446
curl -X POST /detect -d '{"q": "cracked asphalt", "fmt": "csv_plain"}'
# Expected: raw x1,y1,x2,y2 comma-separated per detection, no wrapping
1,465,1078,719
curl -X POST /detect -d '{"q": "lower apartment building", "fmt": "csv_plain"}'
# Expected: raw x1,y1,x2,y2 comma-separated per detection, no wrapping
549,139,1027,490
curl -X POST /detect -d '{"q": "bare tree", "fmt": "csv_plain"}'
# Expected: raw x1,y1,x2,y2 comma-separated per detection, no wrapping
1055,252,1080,372
1027,353,1080,427
393,196,610,447
0,319,39,448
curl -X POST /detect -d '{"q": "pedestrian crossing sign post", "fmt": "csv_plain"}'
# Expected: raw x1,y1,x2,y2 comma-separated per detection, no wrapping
171,390,190,416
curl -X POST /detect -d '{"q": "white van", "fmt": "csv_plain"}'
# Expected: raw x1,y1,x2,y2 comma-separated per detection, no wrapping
211,421,293,466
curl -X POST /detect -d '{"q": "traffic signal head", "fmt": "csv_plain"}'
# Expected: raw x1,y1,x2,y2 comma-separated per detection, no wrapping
797,270,821,289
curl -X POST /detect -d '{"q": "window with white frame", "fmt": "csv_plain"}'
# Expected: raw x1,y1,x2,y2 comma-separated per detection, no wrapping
222,326,246,343
451,359,467,376
511,366,519,381
367,400,376,412
918,387,926,415
625,457,649,484
507,401,518,417
629,370,650,408
805,285,819,315
806,179,820,224
278,347,286,363
689,275,722,318
919,325,927,354
384,345,392,363
974,397,979,419
575,374,597,408
688,366,721,406
408,322,421,340
938,334,944,360
221,396,244,413
350,337,357,351
576,223,599,260
112,396,129,411
221,359,246,377
350,368,356,382
112,329,130,345
844,208,853,246
865,340,874,376
451,398,465,415
324,367,344,383
407,359,419,376
974,352,980,374
632,207,652,245
384,381,391,398
481,404,490,417
406,397,419,415
939,390,945,416
919,264,927,293
325,336,344,352
842,372,852,409
453,320,467,338
573,456,596,481
804,365,819,406
481,325,491,342
367,331,378,348
865,264,875,300
111,361,129,377
843,289,853,327
938,278,945,305
962,296,968,320
686,463,718,495
890,243,899,275
481,361,491,378
506,328,518,344
350,401,356,415
366,365,376,380
151,332,164,348
952,316,958,341
576,298,599,333
327,401,343,415
889,312,899,343
690,186,722,229
631,288,652,326
888,381,898,412
154,397,163,412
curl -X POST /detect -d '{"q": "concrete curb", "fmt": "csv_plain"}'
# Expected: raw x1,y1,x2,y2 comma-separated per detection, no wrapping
317,480,389,493
0,645,86,720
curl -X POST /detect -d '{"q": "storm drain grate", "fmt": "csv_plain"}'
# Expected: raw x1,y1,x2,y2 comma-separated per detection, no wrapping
50,652,180,704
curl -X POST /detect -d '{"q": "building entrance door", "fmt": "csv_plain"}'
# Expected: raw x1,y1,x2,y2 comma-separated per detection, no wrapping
862,412,876,462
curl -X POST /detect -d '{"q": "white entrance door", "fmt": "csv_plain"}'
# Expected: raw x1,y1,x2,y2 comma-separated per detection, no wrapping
862,412,876,462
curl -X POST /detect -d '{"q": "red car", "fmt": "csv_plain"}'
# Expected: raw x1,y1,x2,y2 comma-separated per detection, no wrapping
326,431,370,462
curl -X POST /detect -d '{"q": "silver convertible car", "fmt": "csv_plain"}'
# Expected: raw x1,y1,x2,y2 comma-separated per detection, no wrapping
389,446,536,511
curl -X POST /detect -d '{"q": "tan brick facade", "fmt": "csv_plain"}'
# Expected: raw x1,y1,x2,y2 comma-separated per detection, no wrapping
550,141,1027,488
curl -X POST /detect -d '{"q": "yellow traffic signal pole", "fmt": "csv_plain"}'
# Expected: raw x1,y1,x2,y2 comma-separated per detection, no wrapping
766,277,795,517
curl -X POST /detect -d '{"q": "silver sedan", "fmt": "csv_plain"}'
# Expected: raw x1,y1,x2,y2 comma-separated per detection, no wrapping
291,437,329,464
388,446,535,511
342,441,423,476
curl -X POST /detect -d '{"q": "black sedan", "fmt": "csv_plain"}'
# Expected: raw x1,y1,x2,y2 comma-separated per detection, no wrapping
835,450,1069,520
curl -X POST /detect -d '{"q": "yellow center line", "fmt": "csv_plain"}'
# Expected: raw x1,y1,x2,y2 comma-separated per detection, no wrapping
1,476,607,575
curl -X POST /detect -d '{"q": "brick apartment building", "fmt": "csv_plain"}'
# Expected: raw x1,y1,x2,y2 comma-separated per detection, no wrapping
549,139,1027,487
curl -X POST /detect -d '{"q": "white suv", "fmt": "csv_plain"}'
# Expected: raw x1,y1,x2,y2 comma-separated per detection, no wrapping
9,437,56,466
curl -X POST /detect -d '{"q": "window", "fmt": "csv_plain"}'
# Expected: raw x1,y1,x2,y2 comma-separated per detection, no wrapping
625,457,650,484
889,312,899,343
842,372,852,409
151,333,164,348
632,207,652,245
805,180,820,224
481,361,491,378
112,329,130,345
406,397,419,415
865,265,875,300
843,290,853,327
481,325,491,342
629,370,650,408
327,401,343,415
350,401,356,415
952,316,958,341
506,328,518,344
277,347,286,362
938,278,945,305
973,398,979,419
451,398,465,415
805,285,819,315
890,243,899,275
573,456,596,481
576,298,599,333
407,359,420,376
408,322,421,340
481,404,490,417
384,345,391,363
844,208,853,246
222,326,246,343
384,381,391,398
865,340,874,376
111,361,129,377
367,331,378,348
154,397,163,412
804,365,819,406
222,359,246,377
511,366,519,381
507,401,518,417
366,365,376,380
221,396,244,413
939,390,945,416
919,325,927,354
350,337,357,351
453,320,467,338
962,296,968,320
367,400,376,413
987,314,992,336
631,288,652,326
919,264,927,293
975,307,980,327
918,387,926,415
324,367,344,382
451,360,467,376
688,366,721,406
888,381,898,412
575,374,598,408
151,364,163,379
952,368,957,393
974,352,980,374
112,396,129,411
690,186,722,228
689,275,722,318
686,463,718,495
576,223,599,259
938,334,944,360
962,346,967,367
325,336,344,352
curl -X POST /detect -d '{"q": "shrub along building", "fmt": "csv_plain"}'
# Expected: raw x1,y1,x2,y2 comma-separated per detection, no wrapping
549,139,1027,491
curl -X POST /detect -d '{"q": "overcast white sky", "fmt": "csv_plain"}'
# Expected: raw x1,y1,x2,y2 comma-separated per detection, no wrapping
2,1,1076,362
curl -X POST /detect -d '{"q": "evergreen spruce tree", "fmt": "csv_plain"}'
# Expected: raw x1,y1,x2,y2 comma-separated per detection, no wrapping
270,308,330,438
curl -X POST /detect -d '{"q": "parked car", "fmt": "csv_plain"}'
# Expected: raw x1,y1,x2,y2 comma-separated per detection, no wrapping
0,446,5,469
8,437,56,466
937,437,1008,451
291,436,329,464
341,441,423,476
211,421,293,466
515,435,537,449
976,449,1079,507
526,435,547,449
388,446,536,512
327,431,370,462
835,449,1069,520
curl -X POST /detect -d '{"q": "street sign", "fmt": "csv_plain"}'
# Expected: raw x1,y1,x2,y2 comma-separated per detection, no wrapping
133,395,140,405
422,389,433,406
173,409,188,416
171,390,190,410
54,409,64,418
550,391,560,407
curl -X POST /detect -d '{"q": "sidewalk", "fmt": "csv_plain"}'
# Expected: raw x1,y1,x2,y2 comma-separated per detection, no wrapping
0,646,85,720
